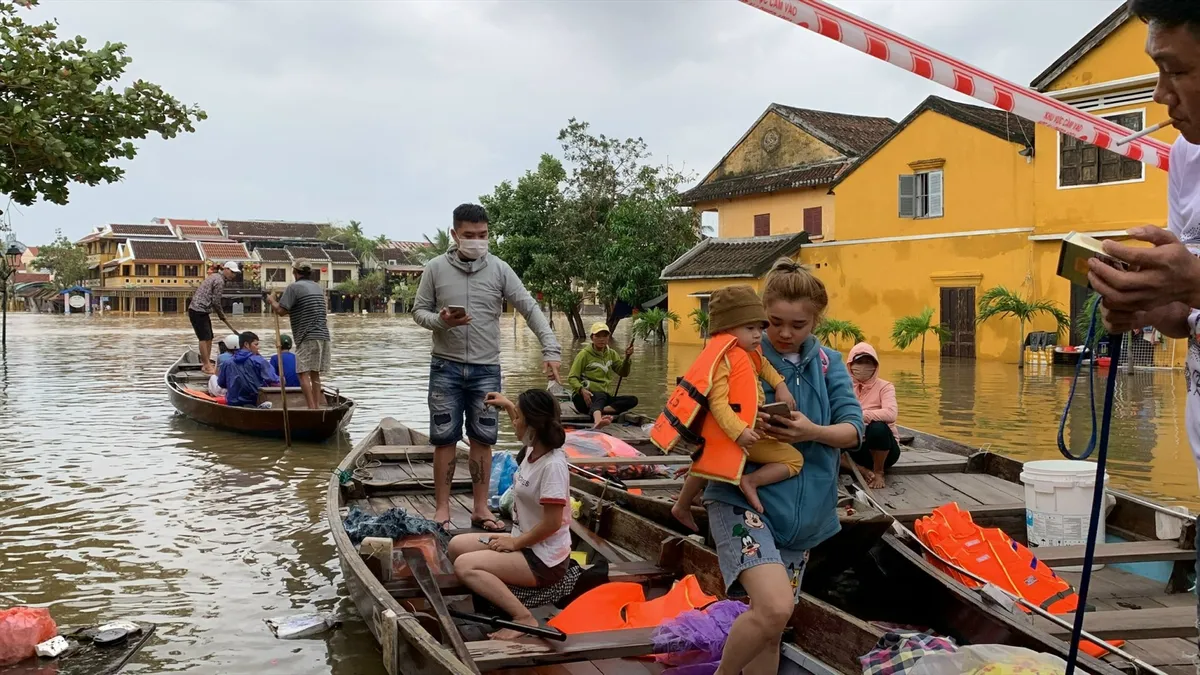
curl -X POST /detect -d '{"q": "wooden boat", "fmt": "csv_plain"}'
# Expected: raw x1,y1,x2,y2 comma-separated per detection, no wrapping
328,418,892,675
165,350,355,441
0,621,155,675
844,425,1198,675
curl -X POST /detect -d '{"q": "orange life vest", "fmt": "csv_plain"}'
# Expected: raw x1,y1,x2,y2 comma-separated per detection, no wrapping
649,334,761,484
915,503,1124,658
548,575,717,634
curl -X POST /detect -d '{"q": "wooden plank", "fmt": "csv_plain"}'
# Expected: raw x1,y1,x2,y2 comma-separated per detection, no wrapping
1038,606,1197,640
791,593,885,674
468,627,658,669
367,445,437,461
1031,540,1193,567
932,473,1022,507
592,658,658,675
400,547,481,674
1116,638,1197,667
887,457,968,475
620,478,684,490
571,519,634,563
568,456,690,467
385,561,672,599
890,503,1026,524
368,497,397,514
361,464,472,492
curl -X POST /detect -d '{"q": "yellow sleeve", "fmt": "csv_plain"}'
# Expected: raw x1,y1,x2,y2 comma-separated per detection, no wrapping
760,361,785,389
707,359,748,441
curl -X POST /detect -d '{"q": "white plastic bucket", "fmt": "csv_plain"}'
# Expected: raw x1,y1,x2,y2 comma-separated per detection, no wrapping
1020,459,1108,572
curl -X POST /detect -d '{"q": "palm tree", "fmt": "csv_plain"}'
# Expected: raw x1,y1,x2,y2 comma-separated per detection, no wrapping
418,228,452,262
814,318,866,351
689,308,710,344
976,285,1070,368
1074,292,1108,349
891,307,950,364
631,308,680,343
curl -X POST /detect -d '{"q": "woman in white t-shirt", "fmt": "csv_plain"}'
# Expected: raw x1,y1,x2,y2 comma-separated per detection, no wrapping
447,388,572,640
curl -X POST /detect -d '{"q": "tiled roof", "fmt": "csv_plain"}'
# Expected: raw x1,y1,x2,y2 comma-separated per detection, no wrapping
773,105,897,155
76,231,101,245
284,246,329,261
386,240,427,251
177,225,228,241
220,220,326,240
661,233,809,280
13,272,50,284
127,239,202,262
108,223,175,238
680,159,850,206
163,218,210,227
199,242,253,261
255,248,292,262
378,247,422,264
325,249,359,263
1030,5,1130,91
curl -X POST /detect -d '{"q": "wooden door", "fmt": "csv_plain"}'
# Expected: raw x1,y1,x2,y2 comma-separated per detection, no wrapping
940,287,976,359
1069,283,1091,346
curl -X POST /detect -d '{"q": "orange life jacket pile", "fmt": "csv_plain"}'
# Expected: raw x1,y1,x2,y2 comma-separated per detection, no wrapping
548,574,717,634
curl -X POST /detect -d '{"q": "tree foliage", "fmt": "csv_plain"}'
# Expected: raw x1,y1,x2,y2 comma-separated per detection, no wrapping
336,269,388,301
29,229,85,288
482,118,701,339
321,220,386,263
630,308,679,343
814,318,865,351
976,285,1069,367
416,228,451,263
1074,292,1107,349
0,1,207,209
891,307,949,364
689,307,709,342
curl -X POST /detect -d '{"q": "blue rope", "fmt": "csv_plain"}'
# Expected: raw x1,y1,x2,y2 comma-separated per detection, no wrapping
1058,306,1122,675
1056,312,1099,460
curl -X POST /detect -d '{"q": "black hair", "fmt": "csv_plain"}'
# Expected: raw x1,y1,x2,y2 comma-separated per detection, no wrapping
517,389,566,449
452,203,489,229
294,268,312,280
217,341,229,355
1130,0,1200,35
239,331,259,348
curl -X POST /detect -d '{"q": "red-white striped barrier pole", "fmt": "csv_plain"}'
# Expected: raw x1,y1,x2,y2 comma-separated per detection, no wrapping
740,0,1171,172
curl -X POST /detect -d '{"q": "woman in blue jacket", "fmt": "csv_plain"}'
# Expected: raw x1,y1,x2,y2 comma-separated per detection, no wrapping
704,259,864,675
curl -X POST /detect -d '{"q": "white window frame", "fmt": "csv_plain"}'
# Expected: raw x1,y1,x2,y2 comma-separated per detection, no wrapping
898,169,944,219
1056,107,1146,190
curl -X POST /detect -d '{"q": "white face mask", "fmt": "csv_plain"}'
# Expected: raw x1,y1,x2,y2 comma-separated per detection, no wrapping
457,239,488,260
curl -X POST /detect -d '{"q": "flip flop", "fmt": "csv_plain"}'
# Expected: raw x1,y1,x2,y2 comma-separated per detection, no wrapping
437,519,452,532
471,517,508,533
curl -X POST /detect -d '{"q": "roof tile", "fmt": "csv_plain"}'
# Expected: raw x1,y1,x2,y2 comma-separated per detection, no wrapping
220,220,326,240
661,233,808,280
200,242,253,260
680,160,849,206
285,246,330,261
109,224,175,238
127,239,202,262
325,249,359,263
255,248,292,262
773,105,897,155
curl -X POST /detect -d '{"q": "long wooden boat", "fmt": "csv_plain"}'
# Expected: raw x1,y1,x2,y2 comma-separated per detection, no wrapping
328,418,891,675
845,425,1198,675
165,350,355,441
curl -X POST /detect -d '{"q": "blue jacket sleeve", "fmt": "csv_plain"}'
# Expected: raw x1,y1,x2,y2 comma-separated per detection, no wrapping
822,347,865,444
258,356,280,386
217,363,229,390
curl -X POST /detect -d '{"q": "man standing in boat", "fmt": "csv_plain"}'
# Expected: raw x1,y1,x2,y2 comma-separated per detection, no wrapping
189,261,239,375
267,260,332,410
413,203,561,532
1090,1,1200,667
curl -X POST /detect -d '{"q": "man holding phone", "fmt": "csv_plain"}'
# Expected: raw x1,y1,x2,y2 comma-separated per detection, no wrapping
413,203,562,532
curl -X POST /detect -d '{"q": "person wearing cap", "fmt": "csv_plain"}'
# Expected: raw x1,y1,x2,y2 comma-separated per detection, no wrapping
671,285,799,528
269,333,301,388
267,260,331,409
188,260,239,375
843,343,900,489
567,322,637,428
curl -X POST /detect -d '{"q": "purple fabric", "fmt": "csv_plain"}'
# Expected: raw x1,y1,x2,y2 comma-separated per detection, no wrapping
652,600,748,666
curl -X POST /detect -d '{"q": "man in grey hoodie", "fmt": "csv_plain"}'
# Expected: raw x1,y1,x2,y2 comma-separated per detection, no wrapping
413,203,562,531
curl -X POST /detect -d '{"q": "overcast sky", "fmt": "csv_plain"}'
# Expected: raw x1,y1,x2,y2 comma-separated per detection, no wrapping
10,0,1128,244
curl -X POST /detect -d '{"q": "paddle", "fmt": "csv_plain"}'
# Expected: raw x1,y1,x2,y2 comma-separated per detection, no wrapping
272,312,292,447
401,548,483,672
447,608,567,642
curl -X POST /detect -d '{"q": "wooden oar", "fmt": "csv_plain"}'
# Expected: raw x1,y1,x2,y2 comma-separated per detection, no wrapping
447,608,567,642
401,548,482,673
272,313,291,447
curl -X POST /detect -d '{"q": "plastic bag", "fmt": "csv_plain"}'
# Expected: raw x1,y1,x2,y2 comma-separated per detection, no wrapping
490,452,519,497
909,645,1067,675
0,607,57,666
264,612,340,639
563,430,667,479
499,486,515,519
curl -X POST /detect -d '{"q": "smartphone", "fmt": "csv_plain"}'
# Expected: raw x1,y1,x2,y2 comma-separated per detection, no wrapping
447,305,467,317
760,402,791,425
478,535,492,544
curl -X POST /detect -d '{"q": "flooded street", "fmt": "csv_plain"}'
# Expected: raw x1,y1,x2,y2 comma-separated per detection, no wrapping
0,312,1196,673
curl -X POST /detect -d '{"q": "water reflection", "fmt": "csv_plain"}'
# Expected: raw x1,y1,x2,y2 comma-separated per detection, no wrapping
0,312,1196,675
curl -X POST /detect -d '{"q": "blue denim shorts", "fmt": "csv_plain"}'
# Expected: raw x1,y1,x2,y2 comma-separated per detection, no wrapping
707,499,808,603
428,357,501,447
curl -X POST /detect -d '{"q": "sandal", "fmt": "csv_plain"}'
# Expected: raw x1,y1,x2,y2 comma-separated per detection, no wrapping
471,517,508,533
437,519,452,533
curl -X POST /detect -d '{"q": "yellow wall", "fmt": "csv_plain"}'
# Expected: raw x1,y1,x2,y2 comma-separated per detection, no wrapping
834,110,1033,241
698,188,835,239
1043,19,1152,92
102,261,204,288
665,277,763,346
704,111,840,183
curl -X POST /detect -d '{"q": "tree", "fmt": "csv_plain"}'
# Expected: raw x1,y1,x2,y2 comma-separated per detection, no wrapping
336,270,388,302
689,307,709,344
321,220,385,263
394,280,418,313
29,230,85,288
630,308,679,343
416,229,451,263
976,285,1070,368
1074,292,1108,349
814,318,865,351
0,1,206,210
891,307,950,364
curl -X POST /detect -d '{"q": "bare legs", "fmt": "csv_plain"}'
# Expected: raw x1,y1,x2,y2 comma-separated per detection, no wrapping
200,339,214,374
672,474,706,532
447,535,537,640
298,371,323,409
714,563,794,675
432,439,501,530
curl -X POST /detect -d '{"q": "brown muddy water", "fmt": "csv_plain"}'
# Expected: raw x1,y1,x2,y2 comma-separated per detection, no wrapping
0,312,1195,673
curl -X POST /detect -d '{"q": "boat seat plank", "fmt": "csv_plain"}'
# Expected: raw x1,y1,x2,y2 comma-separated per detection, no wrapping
890,503,1025,523
568,456,690,467
872,474,986,510
619,479,683,490
932,473,1024,506
1032,541,1193,567
592,658,665,675
887,457,968,475
896,448,968,464
360,464,471,492
468,627,657,669
366,445,437,461
1059,567,1172,601
1113,638,1198,667
385,561,672,599
1039,606,1197,640
570,520,632,563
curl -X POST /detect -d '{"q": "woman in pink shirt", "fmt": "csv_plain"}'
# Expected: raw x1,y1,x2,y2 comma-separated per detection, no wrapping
842,342,900,488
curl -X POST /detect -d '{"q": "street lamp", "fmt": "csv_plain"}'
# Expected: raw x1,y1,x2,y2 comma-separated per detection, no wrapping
1,244,22,349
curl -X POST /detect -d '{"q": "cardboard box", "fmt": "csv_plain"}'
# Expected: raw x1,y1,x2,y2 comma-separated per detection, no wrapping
1056,231,1128,288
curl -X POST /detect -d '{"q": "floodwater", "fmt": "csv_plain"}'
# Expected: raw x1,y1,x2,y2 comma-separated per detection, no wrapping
0,312,1196,674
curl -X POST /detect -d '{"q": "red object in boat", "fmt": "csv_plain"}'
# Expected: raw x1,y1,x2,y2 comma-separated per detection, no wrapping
1059,345,1077,353
1096,357,1112,368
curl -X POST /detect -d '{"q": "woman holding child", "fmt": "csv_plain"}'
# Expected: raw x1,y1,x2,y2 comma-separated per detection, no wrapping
700,260,864,675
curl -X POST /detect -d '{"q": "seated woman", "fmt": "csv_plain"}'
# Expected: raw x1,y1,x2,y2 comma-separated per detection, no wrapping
567,322,638,429
447,389,571,639
843,342,901,489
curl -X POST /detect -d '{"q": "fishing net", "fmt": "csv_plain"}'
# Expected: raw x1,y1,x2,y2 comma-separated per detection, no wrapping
342,507,448,547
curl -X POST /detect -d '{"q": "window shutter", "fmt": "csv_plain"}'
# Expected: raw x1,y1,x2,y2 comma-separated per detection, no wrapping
1059,133,1081,186
926,170,943,218
803,207,823,237
754,214,771,237
898,175,916,218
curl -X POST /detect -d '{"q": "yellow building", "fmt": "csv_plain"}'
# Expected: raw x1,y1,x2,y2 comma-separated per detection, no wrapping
665,5,1181,366
100,239,208,313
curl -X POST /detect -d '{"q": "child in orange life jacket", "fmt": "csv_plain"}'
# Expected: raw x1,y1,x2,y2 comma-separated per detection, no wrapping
670,285,798,530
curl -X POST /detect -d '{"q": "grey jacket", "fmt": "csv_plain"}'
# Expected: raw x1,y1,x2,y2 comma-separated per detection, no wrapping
413,248,561,365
